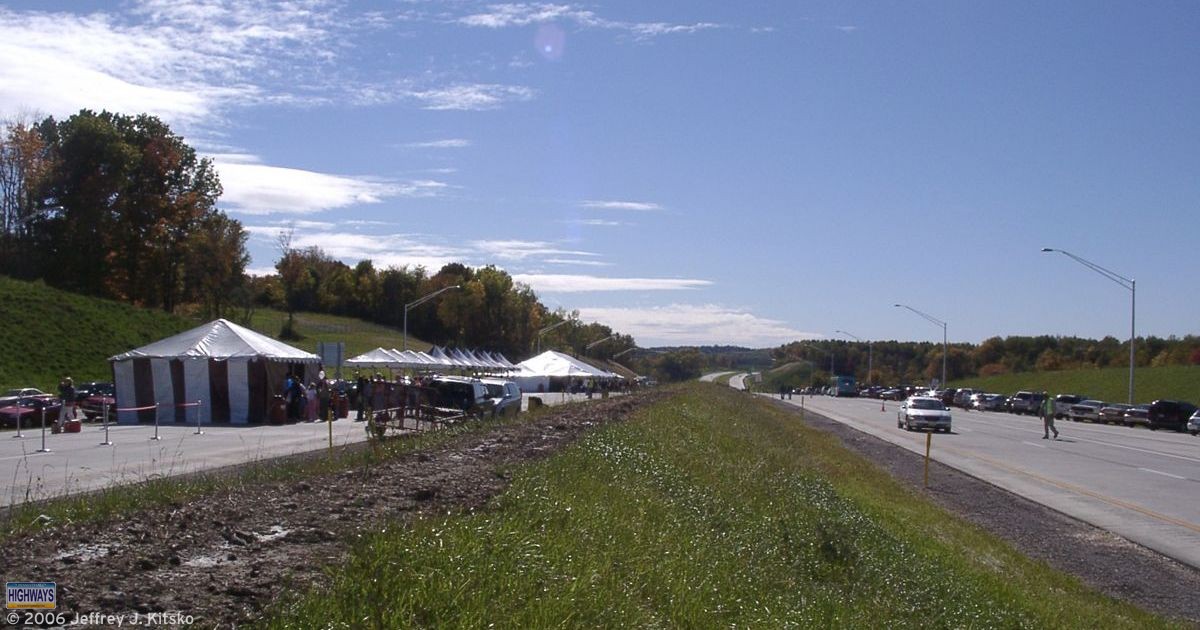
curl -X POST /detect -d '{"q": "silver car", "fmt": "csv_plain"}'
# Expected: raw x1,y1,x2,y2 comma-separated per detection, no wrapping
1188,409,1200,436
897,397,953,433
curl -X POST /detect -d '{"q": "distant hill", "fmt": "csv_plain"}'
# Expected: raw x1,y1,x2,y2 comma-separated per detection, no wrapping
0,276,435,391
950,365,1200,406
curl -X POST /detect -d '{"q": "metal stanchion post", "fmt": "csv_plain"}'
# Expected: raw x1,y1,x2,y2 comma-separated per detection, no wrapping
13,406,24,439
100,400,112,446
193,400,204,435
327,406,333,453
150,403,162,440
924,433,932,488
37,407,51,453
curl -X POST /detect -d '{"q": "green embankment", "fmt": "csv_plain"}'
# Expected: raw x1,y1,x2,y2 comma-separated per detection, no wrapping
262,384,1172,628
757,360,815,392
0,275,428,390
0,276,191,390
951,365,1199,404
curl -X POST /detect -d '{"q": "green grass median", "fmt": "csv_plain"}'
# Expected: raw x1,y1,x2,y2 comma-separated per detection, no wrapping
262,383,1172,629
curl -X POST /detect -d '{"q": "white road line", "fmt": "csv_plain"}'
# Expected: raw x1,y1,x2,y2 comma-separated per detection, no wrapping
1022,441,1048,449
1139,467,1187,480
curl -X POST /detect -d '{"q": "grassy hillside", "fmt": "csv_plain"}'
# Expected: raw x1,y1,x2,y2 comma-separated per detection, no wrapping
265,384,1167,628
757,360,815,393
243,308,431,361
0,276,434,390
0,276,192,390
951,365,1200,405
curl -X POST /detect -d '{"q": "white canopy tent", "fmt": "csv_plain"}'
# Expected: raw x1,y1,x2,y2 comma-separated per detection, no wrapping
109,319,321,424
346,347,407,369
515,350,619,380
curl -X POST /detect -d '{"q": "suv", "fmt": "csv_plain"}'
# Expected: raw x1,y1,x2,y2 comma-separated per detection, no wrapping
1147,400,1199,432
479,378,522,417
1007,391,1041,415
1053,394,1086,420
951,388,976,409
428,377,494,417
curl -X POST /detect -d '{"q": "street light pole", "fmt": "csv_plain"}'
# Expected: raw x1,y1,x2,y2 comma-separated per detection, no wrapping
835,329,872,385
403,285,461,352
536,319,572,354
894,304,947,388
1042,247,1136,404
585,334,619,354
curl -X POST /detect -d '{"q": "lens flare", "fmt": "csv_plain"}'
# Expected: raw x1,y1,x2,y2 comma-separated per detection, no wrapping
535,24,566,61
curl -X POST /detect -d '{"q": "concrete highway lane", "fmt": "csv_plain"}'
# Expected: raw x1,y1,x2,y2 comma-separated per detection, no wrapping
777,393,1200,570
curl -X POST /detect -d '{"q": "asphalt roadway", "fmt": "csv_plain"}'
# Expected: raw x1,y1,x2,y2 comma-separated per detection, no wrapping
724,376,1200,570
0,392,595,509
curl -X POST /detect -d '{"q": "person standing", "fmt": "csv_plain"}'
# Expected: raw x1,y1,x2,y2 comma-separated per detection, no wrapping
355,371,368,421
1042,391,1059,439
316,370,331,421
57,376,76,429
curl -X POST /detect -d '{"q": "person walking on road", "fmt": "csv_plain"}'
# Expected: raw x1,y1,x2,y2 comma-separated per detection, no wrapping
1042,391,1059,440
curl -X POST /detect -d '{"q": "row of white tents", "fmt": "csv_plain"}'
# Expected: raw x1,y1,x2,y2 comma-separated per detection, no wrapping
345,346,519,371
107,319,626,424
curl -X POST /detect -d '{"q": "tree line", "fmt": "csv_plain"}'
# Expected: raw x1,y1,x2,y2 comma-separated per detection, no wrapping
0,111,246,315
773,335,1200,387
0,110,678,376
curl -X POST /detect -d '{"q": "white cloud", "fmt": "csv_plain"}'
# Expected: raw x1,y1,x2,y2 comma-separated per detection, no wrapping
580,200,663,212
405,83,536,110
542,258,614,267
0,2,343,127
834,25,858,33
403,138,472,149
469,240,599,261
560,219,629,227
457,3,721,40
576,303,817,347
214,159,447,215
512,274,711,292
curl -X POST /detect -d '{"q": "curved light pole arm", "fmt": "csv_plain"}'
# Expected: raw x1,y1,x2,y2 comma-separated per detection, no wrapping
536,318,573,354
1041,247,1136,403
835,329,873,386
403,285,461,351
894,304,948,388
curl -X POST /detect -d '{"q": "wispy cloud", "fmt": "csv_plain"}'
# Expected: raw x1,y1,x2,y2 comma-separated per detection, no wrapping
403,138,472,149
214,158,448,215
542,258,614,267
511,274,711,293
577,303,816,347
580,200,663,212
405,83,536,110
834,25,858,33
559,219,629,227
457,3,721,40
469,240,599,261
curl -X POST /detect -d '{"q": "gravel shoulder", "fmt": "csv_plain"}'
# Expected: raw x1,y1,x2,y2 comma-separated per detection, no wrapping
774,396,1200,625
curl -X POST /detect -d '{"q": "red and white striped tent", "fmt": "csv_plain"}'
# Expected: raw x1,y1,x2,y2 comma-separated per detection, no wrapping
109,319,321,424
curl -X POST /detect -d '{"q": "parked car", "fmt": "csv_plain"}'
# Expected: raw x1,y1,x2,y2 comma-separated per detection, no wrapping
1123,404,1151,428
1187,409,1200,436
427,377,494,417
1097,403,1132,425
975,393,1008,411
0,396,62,429
79,382,116,420
1147,400,1200,432
1053,394,1087,420
1068,400,1105,423
73,381,111,403
1007,391,1042,415
479,378,522,417
897,396,953,433
0,387,49,407
951,388,977,409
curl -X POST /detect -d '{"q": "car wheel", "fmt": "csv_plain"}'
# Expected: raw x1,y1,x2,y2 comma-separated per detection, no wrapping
1189,430,1198,436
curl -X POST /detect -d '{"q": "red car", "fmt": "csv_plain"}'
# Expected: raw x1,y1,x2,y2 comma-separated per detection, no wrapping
0,397,62,429
79,383,116,421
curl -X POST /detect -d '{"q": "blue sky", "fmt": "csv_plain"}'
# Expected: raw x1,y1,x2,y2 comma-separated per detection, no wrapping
1,1,1197,347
